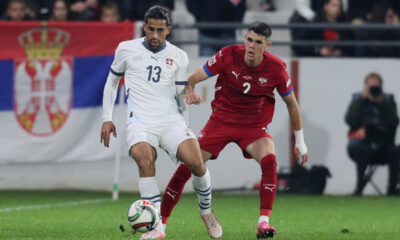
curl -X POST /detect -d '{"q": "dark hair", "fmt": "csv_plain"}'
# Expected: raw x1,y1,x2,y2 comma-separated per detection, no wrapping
8,0,26,8
102,1,119,12
364,72,383,85
247,21,272,38
144,5,171,26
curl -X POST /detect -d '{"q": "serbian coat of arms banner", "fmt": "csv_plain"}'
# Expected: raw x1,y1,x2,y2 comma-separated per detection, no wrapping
0,21,134,163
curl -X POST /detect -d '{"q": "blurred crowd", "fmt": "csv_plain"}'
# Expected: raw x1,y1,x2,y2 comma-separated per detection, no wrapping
290,0,400,57
0,0,174,22
1,0,399,58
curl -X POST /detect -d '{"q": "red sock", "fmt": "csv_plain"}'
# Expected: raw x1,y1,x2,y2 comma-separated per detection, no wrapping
259,154,277,217
161,163,191,224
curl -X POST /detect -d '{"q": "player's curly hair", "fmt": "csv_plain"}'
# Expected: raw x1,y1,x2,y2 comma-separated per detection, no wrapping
248,21,272,38
144,5,171,26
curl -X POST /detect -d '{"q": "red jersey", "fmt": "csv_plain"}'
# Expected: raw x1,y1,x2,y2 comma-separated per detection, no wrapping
203,45,293,128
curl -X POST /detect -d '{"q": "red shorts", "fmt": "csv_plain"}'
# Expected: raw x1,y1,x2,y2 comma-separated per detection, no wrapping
198,116,272,159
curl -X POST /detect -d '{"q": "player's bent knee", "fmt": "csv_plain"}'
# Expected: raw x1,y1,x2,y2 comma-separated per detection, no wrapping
185,159,206,177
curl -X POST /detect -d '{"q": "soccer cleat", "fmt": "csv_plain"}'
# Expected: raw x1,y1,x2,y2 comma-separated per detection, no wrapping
139,229,166,239
200,212,222,238
140,223,166,239
257,221,276,239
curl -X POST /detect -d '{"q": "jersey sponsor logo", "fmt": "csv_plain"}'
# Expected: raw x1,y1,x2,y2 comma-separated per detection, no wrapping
166,58,173,65
208,55,217,66
243,75,252,80
231,70,240,79
14,27,72,136
258,77,268,86
151,56,158,61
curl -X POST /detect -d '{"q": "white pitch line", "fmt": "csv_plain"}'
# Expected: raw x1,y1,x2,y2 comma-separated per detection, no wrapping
0,198,110,213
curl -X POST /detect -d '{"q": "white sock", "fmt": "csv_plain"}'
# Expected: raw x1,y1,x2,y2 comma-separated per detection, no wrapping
139,177,164,232
191,169,212,215
258,215,269,224
139,177,161,213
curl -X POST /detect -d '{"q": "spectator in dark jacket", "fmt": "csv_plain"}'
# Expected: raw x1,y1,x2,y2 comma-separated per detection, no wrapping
345,72,399,196
50,0,69,21
2,0,32,21
186,0,246,56
367,3,400,57
289,0,325,56
312,0,353,57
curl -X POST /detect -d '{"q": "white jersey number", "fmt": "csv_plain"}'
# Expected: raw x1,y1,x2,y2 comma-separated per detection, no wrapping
146,65,162,82
242,82,251,94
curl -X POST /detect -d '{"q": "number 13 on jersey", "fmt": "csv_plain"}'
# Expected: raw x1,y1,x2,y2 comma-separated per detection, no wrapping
147,65,162,82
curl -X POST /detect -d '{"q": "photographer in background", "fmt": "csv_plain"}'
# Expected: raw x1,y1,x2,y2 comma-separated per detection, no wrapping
345,72,399,196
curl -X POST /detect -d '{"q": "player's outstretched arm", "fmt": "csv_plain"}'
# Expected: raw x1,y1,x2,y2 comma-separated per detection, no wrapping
101,121,117,148
101,71,121,147
184,67,210,105
282,92,309,165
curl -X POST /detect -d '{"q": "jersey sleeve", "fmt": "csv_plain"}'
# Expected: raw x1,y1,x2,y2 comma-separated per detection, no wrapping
110,43,126,76
202,47,228,77
276,62,293,97
175,51,189,86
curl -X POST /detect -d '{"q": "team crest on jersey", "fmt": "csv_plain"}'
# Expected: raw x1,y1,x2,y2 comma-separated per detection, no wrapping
14,26,72,136
166,58,173,66
208,55,217,67
258,77,268,86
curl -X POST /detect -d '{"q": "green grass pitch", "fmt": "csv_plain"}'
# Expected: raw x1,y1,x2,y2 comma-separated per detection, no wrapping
0,190,399,239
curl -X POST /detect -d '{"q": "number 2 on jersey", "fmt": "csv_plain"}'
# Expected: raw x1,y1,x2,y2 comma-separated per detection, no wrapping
146,65,162,82
242,82,251,94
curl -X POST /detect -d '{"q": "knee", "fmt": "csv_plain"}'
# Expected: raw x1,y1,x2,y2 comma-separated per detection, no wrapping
132,150,155,171
347,140,370,161
135,157,154,171
185,158,206,176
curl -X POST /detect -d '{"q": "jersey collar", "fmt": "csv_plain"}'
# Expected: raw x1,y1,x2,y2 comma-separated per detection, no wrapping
142,40,167,53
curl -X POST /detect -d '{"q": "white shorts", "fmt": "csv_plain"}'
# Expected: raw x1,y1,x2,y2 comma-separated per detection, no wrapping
125,120,197,163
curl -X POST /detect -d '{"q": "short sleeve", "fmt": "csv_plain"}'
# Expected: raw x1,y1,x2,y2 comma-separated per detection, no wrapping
203,47,229,77
175,51,189,86
276,62,293,97
110,43,126,76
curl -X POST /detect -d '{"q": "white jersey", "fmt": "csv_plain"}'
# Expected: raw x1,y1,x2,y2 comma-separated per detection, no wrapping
103,37,188,124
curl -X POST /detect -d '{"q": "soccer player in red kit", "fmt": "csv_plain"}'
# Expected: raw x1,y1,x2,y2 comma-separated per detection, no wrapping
142,21,309,239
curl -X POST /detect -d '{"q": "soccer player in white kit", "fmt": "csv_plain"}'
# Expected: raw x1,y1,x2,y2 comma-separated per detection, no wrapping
100,6,221,239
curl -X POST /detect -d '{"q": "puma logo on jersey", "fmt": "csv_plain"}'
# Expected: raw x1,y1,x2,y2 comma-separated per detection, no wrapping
232,71,240,79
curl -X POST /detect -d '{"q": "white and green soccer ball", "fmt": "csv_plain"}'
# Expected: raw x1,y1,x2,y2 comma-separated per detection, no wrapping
127,200,160,233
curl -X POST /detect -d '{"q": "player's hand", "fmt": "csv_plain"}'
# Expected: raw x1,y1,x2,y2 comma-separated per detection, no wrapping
101,121,117,148
295,145,309,165
294,129,308,165
185,92,202,105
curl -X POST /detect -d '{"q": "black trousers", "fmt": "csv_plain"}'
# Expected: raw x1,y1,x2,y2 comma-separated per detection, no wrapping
347,139,399,194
